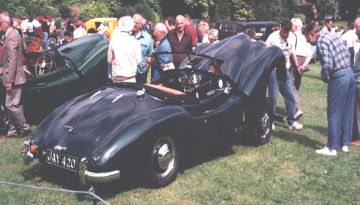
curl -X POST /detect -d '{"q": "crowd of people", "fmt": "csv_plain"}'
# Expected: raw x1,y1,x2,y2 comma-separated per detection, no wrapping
264,16,360,156
1,10,360,157
107,14,220,84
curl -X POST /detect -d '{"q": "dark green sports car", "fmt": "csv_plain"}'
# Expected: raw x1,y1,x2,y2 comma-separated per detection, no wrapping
0,34,110,125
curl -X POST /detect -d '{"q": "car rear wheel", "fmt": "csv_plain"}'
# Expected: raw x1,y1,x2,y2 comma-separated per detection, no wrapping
144,133,180,187
250,99,272,145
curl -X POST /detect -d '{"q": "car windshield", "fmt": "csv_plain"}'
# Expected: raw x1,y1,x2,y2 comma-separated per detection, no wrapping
178,53,217,72
57,34,108,70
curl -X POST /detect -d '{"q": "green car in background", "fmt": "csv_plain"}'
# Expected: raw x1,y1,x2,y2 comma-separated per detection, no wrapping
0,34,110,128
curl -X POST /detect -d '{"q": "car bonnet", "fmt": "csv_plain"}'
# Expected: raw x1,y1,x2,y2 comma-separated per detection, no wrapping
33,86,164,158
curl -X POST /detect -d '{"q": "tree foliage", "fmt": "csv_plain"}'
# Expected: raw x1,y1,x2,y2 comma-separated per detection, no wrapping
78,1,111,21
251,0,297,22
0,0,356,23
314,0,337,19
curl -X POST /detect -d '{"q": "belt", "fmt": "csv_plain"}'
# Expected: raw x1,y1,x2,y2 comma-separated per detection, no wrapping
296,55,306,58
330,68,351,78
112,75,135,82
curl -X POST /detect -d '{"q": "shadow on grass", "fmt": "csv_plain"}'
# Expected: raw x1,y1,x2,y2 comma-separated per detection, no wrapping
273,129,324,149
19,132,252,201
306,124,328,136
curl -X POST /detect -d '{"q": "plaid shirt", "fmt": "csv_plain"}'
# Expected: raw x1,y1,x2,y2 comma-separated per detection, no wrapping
317,31,351,82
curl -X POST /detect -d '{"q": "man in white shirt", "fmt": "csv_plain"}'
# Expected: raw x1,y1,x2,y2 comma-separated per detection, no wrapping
73,22,86,39
341,22,357,65
107,16,142,83
266,19,303,130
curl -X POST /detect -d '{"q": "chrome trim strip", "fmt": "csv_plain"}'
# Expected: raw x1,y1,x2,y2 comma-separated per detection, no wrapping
85,170,121,184
78,158,120,185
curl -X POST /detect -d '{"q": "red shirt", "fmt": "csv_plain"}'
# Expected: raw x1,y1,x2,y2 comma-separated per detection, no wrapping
185,25,197,47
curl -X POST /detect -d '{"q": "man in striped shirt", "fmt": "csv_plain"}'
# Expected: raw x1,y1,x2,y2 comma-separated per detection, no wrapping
304,23,355,156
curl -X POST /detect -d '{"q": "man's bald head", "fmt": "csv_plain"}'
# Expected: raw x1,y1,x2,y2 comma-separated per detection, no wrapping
175,15,185,33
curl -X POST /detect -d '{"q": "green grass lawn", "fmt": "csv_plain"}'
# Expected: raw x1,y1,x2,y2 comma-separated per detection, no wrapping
1,62,360,205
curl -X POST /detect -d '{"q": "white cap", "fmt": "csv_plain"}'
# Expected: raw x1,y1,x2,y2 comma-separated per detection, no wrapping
118,16,134,32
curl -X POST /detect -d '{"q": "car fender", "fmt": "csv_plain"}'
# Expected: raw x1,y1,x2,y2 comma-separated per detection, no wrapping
92,105,191,166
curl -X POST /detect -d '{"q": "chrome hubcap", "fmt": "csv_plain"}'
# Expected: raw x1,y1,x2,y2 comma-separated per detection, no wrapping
260,113,271,138
152,136,176,177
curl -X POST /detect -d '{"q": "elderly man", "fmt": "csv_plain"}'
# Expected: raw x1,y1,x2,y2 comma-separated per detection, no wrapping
290,18,313,119
167,15,192,67
131,14,153,83
152,23,173,82
208,29,219,44
0,12,31,138
304,23,355,156
108,16,141,83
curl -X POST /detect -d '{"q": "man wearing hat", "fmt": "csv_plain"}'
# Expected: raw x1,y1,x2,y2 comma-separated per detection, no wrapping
108,16,142,83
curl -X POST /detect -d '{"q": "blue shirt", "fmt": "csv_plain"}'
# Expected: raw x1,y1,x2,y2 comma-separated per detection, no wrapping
131,31,154,74
153,37,173,81
317,31,351,82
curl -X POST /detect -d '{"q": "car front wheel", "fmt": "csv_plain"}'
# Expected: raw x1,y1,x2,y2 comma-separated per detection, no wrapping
144,133,180,187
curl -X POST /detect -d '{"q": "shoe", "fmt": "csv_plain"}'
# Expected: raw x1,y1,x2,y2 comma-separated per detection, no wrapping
288,121,303,130
294,110,303,119
351,139,360,146
16,127,32,138
19,127,32,136
342,146,349,152
316,147,337,156
272,123,275,130
7,131,18,138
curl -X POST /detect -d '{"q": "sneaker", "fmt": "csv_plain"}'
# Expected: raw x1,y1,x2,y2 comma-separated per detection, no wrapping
316,147,337,156
7,130,18,138
272,123,275,130
342,146,349,152
294,110,303,119
19,127,32,135
288,121,303,130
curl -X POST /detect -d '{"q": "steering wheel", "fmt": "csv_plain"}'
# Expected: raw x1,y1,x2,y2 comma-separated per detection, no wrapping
34,51,55,76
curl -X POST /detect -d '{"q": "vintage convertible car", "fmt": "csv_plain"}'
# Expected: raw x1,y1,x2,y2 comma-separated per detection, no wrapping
21,34,286,188
0,34,109,126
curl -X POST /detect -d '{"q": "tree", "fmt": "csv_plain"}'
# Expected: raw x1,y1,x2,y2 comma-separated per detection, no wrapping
338,0,360,21
0,0,58,17
251,0,297,22
315,0,337,19
184,0,214,19
231,0,254,21
79,1,111,21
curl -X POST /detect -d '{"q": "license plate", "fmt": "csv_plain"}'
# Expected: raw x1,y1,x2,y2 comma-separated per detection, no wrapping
45,149,79,172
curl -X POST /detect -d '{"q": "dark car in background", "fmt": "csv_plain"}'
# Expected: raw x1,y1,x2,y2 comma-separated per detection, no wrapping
214,20,280,41
0,34,109,126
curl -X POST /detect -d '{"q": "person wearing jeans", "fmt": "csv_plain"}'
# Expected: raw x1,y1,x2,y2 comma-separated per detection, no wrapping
266,19,303,130
305,22,355,156
268,69,298,127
